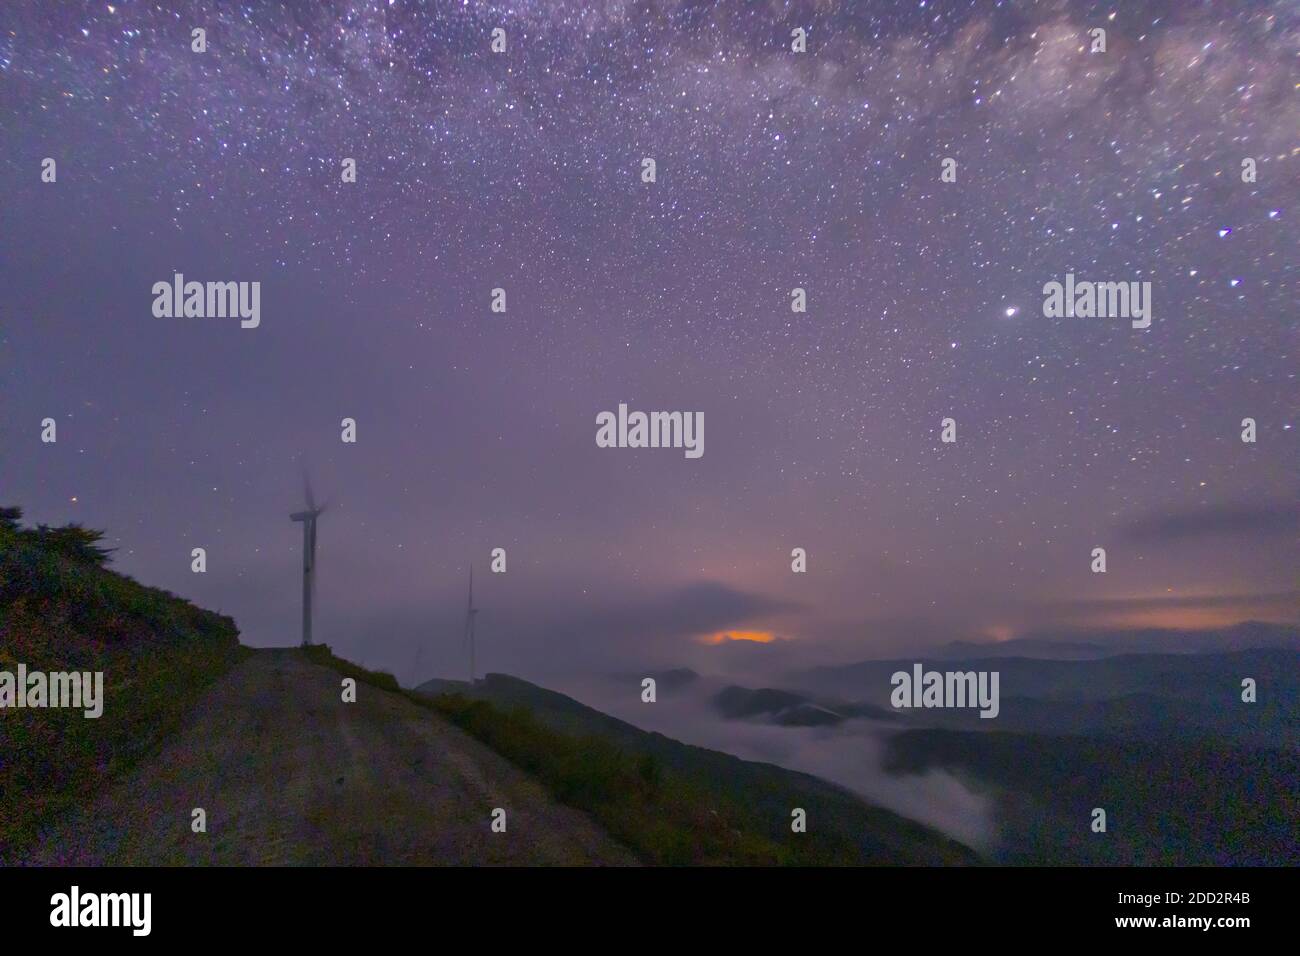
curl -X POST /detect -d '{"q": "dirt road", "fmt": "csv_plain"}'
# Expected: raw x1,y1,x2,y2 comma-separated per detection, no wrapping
27,649,637,865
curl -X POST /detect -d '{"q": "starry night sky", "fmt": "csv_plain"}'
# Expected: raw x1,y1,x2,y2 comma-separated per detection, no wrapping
3,0,1296,682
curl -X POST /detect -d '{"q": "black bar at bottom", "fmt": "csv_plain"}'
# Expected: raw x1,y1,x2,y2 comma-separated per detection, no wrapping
0,866,1282,941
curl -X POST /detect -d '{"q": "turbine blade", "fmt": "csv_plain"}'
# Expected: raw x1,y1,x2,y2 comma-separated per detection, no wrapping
302,463,317,512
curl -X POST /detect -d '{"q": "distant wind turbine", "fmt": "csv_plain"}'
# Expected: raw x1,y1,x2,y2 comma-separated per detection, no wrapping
464,565,479,684
290,470,328,647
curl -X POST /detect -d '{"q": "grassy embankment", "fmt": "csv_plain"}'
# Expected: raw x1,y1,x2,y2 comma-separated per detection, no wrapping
0,509,244,860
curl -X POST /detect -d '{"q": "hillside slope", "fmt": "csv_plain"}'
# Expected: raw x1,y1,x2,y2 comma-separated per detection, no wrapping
0,509,243,858
24,649,637,865
415,673,980,865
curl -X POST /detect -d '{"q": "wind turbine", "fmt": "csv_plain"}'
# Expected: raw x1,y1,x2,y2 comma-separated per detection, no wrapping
464,565,479,684
290,471,326,647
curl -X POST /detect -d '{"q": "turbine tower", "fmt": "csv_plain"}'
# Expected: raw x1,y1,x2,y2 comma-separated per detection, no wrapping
464,565,479,683
290,471,326,647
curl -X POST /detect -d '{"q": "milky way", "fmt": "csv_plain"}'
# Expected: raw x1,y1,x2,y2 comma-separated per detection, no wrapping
3,1,1296,681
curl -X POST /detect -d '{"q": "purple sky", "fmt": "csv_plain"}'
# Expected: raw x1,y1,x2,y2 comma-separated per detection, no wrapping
3,0,1296,685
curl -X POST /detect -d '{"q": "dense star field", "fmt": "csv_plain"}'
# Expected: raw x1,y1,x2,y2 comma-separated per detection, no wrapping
3,0,1296,680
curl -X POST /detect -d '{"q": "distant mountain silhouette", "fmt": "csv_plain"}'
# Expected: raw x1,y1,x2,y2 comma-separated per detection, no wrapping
712,684,895,726
414,677,474,696
938,638,1108,660
790,647,1298,748
938,621,1299,660
651,667,700,691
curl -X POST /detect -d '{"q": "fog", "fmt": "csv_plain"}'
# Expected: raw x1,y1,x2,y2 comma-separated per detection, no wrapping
549,671,997,851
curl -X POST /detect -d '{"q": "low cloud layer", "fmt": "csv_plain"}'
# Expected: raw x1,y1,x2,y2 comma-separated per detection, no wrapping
1122,499,1300,543
552,672,997,851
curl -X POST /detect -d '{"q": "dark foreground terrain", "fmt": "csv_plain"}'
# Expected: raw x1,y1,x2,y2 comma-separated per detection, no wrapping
24,649,636,865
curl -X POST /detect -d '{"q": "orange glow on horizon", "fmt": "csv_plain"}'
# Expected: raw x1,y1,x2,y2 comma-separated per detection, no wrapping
982,595,1296,642
699,629,777,645
1088,606,1276,631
